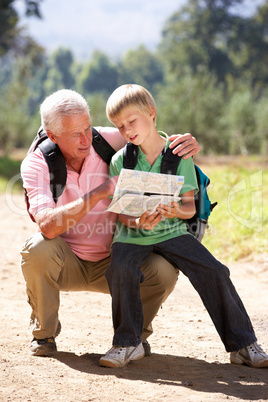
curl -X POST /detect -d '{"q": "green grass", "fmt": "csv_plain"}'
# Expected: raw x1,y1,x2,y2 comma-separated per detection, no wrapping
0,156,23,192
201,157,268,261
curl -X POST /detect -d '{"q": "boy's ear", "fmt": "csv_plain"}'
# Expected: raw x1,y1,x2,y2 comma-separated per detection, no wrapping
150,106,157,120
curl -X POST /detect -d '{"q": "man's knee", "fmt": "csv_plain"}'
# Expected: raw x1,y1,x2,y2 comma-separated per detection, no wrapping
20,233,65,277
141,253,179,296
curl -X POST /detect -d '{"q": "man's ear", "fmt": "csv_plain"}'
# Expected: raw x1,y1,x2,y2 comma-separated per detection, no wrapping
46,130,58,144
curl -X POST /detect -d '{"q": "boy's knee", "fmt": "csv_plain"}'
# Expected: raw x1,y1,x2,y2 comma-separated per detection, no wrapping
106,257,142,284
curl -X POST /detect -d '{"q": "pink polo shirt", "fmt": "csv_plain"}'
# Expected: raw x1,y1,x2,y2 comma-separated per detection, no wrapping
21,127,126,261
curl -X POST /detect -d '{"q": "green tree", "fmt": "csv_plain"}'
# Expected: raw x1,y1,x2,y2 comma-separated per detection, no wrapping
0,0,42,56
156,71,229,154
118,45,164,92
159,0,267,85
78,51,118,95
49,47,75,88
255,95,268,154
224,86,258,154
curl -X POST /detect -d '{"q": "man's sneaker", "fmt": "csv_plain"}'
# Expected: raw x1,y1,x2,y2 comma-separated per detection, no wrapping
99,343,145,368
230,342,268,368
30,337,57,356
30,321,61,357
143,340,151,356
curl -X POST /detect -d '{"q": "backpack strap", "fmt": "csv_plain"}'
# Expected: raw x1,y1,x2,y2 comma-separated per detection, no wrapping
160,146,182,175
123,142,139,169
92,127,116,165
38,138,67,203
122,142,182,174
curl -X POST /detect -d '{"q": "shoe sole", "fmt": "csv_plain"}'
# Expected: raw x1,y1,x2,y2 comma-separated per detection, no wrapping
30,346,57,357
99,347,145,368
230,356,268,368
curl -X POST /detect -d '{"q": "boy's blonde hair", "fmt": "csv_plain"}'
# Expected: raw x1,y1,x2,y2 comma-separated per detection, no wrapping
106,84,157,122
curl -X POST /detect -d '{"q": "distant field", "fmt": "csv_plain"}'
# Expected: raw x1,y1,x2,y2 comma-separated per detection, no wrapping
1,153,267,261
196,155,268,261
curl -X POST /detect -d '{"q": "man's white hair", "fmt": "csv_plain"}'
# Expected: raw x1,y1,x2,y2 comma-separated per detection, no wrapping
40,89,90,135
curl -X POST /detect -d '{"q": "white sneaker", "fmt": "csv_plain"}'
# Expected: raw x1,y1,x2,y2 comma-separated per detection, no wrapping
230,342,268,368
99,343,145,368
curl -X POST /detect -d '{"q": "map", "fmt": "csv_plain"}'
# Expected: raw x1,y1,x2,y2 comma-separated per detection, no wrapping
107,168,184,217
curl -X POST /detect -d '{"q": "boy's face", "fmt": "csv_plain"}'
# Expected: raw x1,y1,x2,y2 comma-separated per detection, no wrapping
111,107,156,146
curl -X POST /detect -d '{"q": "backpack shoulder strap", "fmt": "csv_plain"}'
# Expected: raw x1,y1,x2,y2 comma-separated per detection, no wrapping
91,127,116,165
123,142,139,169
38,138,67,203
160,146,182,175
122,142,182,173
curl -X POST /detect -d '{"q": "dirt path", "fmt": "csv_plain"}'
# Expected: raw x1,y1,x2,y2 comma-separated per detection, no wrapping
1,194,268,401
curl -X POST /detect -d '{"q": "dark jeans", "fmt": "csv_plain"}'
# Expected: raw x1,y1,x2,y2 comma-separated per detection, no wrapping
105,234,256,352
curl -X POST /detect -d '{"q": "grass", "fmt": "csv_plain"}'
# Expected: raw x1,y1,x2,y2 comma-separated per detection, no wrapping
200,156,268,261
1,153,267,261
0,156,23,192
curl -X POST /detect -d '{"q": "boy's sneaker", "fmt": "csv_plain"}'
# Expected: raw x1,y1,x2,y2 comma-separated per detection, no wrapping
99,343,145,368
30,322,61,357
230,342,268,368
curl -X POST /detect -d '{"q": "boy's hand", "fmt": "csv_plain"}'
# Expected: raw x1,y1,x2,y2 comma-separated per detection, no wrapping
169,133,200,159
157,202,180,219
137,210,162,230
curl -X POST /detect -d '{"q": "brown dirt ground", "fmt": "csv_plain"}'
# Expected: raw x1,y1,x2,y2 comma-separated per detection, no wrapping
1,193,268,402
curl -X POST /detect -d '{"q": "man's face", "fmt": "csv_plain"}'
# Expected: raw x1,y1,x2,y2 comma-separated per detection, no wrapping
50,112,92,164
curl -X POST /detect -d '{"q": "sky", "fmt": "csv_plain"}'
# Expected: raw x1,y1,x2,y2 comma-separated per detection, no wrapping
14,0,265,60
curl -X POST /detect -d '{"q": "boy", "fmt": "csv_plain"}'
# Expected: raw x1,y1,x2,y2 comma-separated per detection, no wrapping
99,84,268,369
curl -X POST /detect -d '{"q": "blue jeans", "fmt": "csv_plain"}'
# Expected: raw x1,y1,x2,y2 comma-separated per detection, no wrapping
105,234,256,352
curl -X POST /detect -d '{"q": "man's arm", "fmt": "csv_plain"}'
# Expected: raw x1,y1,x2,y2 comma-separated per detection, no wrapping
35,177,118,239
100,127,199,159
169,133,200,159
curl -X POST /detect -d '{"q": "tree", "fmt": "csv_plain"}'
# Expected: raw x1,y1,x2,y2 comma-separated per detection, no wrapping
78,51,118,95
156,71,229,154
118,45,164,92
159,0,267,85
46,48,75,88
0,0,42,56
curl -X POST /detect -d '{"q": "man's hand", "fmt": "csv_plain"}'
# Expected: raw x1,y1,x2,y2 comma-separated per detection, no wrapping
35,176,119,239
98,175,118,199
169,133,200,159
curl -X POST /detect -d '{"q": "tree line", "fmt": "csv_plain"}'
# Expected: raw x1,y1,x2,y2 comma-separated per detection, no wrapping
1,0,268,155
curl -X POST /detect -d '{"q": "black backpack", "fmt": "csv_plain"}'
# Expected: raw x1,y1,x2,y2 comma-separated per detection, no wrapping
123,142,217,242
25,126,116,221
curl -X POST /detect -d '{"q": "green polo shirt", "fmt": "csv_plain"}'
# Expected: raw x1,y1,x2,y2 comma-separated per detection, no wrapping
109,132,198,245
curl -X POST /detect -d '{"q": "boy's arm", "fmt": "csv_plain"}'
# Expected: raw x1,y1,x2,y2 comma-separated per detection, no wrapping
157,190,196,220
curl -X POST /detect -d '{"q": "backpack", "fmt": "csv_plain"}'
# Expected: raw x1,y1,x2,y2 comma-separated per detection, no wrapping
25,126,116,221
123,142,217,242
